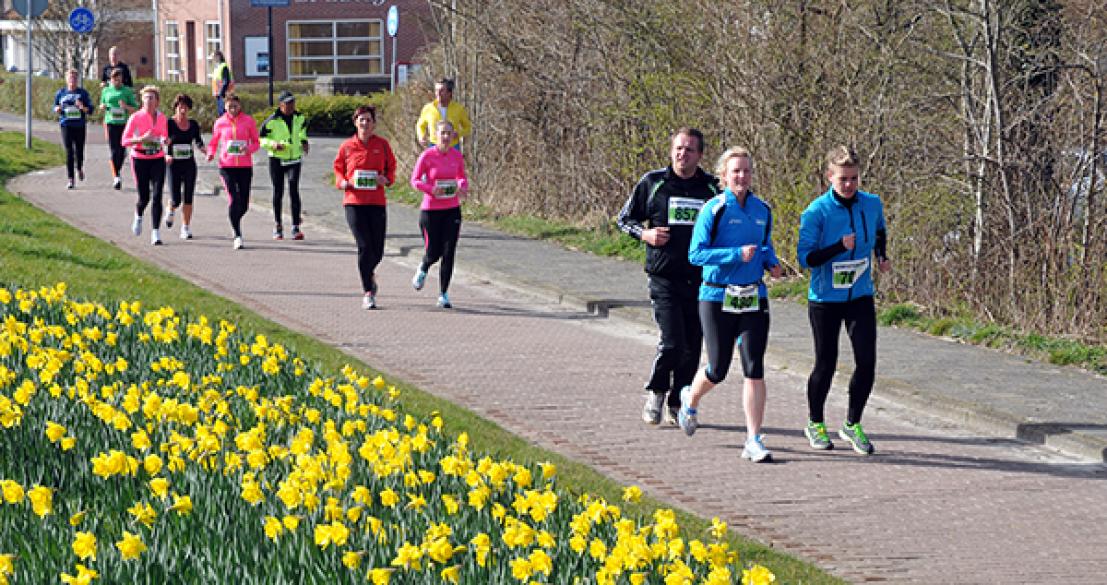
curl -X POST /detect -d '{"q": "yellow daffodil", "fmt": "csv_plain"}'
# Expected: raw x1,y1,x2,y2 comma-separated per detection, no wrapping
71,532,96,561
59,563,98,584
622,485,642,503
27,485,53,517
341,551,363,569
116,531,146,560
366,568,393,585
168,494,193,516
440,564,461,584
742,565,776,585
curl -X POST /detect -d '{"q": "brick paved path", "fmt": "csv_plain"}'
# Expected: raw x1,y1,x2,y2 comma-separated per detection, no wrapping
8,124,1107,583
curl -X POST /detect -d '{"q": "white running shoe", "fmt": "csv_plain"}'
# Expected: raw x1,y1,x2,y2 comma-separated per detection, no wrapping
180,225,192,239
641,392,664,424
113,177,122,190
741,435,773,463
362,293,376,310
233,236,244,250
165,209,175,228
132,215,142,236
150,229,162,246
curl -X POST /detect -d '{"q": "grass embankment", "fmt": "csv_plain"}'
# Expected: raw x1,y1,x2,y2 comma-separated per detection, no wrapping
0,132,841,582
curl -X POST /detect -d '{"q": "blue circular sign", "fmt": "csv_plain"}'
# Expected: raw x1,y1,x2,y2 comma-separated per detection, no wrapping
69,7,95,34
386,6,399,38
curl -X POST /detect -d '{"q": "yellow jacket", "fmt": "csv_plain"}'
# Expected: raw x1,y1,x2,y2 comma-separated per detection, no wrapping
416,100,471,148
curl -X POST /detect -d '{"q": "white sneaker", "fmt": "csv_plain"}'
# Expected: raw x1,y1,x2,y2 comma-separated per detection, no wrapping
165,210,175,228
180,225,191,239
132,215,142,236
412,269,427,291
233,236,244,250
641,392,664,424
362,293,376,310
113,177,122,190
741,435,773,463
150,229,162,246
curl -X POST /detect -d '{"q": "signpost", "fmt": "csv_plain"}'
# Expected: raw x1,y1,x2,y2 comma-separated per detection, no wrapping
15,0,49,150
387,5,398,93
251,0,289,106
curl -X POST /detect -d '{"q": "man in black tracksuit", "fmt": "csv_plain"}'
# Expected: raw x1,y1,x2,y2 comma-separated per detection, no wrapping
618,128,718,425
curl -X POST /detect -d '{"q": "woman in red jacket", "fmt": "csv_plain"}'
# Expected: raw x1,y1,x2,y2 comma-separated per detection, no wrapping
333,105,396,309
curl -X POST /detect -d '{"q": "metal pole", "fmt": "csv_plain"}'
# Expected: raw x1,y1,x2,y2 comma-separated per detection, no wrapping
390,35,396,93
267,6,274,106
25,0,32,149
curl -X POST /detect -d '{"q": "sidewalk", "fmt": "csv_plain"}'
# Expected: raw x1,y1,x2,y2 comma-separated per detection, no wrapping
6,112,1107,583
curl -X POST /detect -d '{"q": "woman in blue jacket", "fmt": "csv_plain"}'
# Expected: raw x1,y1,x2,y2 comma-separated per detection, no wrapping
678,147,783,463
797,145,891,455
53,69,94,190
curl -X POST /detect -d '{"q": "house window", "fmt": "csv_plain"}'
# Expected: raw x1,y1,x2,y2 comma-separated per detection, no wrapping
287,20,383,79
205,21,222,80
165,21,180,81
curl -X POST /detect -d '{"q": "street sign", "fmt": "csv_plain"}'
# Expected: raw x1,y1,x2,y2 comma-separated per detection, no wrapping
13,0,49,18
250,0,290,6
387,5,399,38
69,7,95,34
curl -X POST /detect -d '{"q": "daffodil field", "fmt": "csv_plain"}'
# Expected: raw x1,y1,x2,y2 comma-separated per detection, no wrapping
0,283,776,584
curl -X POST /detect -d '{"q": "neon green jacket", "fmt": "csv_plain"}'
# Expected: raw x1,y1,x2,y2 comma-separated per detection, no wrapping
259,109,309,162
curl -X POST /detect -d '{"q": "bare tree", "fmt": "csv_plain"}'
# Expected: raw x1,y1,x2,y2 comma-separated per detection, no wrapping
26,0,138,80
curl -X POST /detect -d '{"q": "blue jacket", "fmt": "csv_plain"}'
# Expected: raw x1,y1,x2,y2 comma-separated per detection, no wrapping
797,188,887,303
54,87,93,127
689,189,779,302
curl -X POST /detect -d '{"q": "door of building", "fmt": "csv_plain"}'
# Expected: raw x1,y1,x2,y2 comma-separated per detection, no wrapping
185,21,196,83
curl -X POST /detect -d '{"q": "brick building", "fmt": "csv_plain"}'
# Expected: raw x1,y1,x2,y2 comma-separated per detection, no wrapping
155,0,432,92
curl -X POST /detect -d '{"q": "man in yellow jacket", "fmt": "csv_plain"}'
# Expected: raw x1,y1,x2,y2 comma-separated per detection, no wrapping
416,78,472,150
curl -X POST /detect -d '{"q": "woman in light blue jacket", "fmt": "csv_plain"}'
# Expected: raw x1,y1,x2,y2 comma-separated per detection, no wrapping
796,145,891,455
677,147,783,463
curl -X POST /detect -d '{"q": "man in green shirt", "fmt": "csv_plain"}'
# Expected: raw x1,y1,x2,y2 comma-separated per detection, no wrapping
98,68,138,189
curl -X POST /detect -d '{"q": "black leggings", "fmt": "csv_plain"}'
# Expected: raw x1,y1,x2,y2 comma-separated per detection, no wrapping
700,298,771,383
418,207,462,294
105,124,126,177
220,167,252,237
168,161,197,208
269,158,302,226
646,275,702,406
132,157,166,226
345,205,387,293
806,295,878,425
61,125,86,180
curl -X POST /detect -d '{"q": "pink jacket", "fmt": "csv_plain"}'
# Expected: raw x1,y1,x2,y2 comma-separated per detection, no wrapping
410,147,469,211
208,112,260,168
122,109,169,160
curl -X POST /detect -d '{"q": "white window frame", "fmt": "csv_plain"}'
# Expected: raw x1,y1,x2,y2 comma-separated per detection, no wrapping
286,19,385,79
165,20,181,82
205,21,223,81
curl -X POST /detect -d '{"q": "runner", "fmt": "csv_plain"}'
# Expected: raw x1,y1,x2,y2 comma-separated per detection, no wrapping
99,46,133,88
164,94,206,240
98,68,138,190
677,147,783,463
416,78,472,150
797,145,892,455
259,90,310,240
52,69,93,190
120,85,169,245
617,128,718,425
333,105,396,310
207,94,260,250
409,120,469,308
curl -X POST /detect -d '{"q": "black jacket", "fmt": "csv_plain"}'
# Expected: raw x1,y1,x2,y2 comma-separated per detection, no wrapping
617,166,719,280
101,62,133,87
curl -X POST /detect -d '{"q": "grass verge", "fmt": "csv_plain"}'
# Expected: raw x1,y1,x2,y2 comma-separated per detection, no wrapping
1,132,843,581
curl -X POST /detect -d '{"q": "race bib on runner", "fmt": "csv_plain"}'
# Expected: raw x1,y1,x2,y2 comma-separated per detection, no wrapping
434,179,458,198
171,144,192,159
722,284,760,314
668,197,704,226
831,258,870,289
63,106,82,119
109,107,126,123
226,140,247,155
280,157,302,167
140,141,162,156
353,169,378,190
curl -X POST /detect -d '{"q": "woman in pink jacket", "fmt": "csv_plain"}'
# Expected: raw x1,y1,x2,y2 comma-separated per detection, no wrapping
409,120,469,308
121,85,169,245
206,94,260,250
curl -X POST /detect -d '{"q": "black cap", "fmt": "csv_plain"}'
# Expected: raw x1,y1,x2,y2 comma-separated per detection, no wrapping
278,90,295,104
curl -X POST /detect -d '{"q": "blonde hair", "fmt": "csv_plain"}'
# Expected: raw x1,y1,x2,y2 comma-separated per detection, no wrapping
826,145,859,169
139,85,160,100
715,146,753,178
436,120,455,132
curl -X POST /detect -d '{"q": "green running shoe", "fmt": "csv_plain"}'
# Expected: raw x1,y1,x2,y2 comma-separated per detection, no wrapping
804,421,834,450
839,422,875,455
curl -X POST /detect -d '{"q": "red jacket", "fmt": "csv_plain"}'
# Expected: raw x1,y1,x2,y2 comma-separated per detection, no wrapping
333,134,396,206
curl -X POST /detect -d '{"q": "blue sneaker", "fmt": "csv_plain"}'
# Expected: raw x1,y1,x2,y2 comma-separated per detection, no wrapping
437,293,452,309
412,269,427,291
678,386,697,436
741,435,773,463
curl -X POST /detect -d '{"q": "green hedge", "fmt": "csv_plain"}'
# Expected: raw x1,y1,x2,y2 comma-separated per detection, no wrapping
0,74,386,135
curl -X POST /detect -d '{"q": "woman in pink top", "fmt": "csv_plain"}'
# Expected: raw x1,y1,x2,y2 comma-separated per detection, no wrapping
206,94,260,250
409,121,469,308
121,85,169,245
